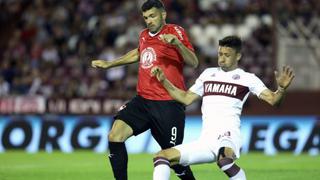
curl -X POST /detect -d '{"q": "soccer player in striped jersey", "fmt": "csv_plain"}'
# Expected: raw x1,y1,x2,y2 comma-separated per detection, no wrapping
151,36,295,180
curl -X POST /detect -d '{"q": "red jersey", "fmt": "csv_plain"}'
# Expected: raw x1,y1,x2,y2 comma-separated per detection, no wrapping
137,24,195,100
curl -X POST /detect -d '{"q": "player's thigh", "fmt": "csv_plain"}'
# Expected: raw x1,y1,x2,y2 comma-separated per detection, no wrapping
150,101,185,149
214,130,242,159
174,140,216,166
108,119,133,142
114,96,150,136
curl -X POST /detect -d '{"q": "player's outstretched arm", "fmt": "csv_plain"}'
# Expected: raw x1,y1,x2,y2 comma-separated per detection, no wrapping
159,34,198,68
91,48,139,69
151,66,200,105
259,66,295,106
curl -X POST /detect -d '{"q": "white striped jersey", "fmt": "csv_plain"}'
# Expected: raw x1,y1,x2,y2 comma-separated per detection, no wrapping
189,67,267,131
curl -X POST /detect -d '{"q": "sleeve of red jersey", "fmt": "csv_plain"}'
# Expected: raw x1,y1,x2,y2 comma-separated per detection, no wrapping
137,30,143,53
137,29,148,53
171,25,195,52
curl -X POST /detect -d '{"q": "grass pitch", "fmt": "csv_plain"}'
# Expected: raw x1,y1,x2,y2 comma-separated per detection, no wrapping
0,151,319,180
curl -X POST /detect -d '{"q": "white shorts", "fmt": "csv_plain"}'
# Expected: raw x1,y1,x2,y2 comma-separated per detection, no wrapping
174,128,241,166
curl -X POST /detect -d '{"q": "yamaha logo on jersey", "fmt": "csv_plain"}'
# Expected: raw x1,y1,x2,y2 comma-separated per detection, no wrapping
141,47,157,69
203,81,250,100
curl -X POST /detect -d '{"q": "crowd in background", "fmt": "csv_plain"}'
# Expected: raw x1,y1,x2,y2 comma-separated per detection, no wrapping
0,0,318,99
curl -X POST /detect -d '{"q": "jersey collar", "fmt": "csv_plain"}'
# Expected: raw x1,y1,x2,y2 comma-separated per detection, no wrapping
219,67,241,73
148,24,167,37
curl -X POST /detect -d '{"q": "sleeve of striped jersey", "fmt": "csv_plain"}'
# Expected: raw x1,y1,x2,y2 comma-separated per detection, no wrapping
249,74,268,96
189,70,207,96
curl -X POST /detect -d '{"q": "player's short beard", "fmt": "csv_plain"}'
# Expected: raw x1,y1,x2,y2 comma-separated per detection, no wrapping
152,22,164,34
149,26,158,33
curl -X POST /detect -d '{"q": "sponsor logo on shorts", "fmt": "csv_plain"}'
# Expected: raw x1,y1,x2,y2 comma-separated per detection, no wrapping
218,131,231,140
118,104,126,111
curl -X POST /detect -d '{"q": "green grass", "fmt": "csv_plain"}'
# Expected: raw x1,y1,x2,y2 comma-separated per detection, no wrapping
0,151,319,180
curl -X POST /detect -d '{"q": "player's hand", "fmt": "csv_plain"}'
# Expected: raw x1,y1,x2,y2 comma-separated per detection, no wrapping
275,66,295,89
91,60,110,69
151,66,166,82
159,34,181,46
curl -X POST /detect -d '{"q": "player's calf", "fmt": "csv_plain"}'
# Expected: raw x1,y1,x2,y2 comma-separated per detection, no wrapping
107,120,133,180
217,147,246,180
171,164,196,180
153,149,175,180
153,149,196,180
108,141,128,180
153,156,171,180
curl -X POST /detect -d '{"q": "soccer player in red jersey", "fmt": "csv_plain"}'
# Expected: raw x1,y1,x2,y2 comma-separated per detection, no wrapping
91,0,198,179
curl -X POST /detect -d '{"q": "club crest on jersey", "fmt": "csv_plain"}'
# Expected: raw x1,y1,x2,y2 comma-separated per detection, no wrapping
232,74,240,80
141,47,157,69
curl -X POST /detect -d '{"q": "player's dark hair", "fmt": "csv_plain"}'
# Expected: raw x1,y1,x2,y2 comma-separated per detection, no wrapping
219,36,242,53
141,0,165,12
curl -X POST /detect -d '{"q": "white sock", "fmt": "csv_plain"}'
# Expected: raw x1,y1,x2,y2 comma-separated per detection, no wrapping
153,164,170,180
230,169,246,180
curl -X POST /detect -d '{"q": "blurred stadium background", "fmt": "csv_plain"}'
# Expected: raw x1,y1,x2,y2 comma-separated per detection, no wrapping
0,0,319,179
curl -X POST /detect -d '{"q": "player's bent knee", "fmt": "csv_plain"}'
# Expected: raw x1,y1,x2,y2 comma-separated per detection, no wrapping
154,150,169,160
153,150,172,168
108,120,133,142
154,148,181,165
108,131,121,142
217,147,236,161
108,129,130,142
